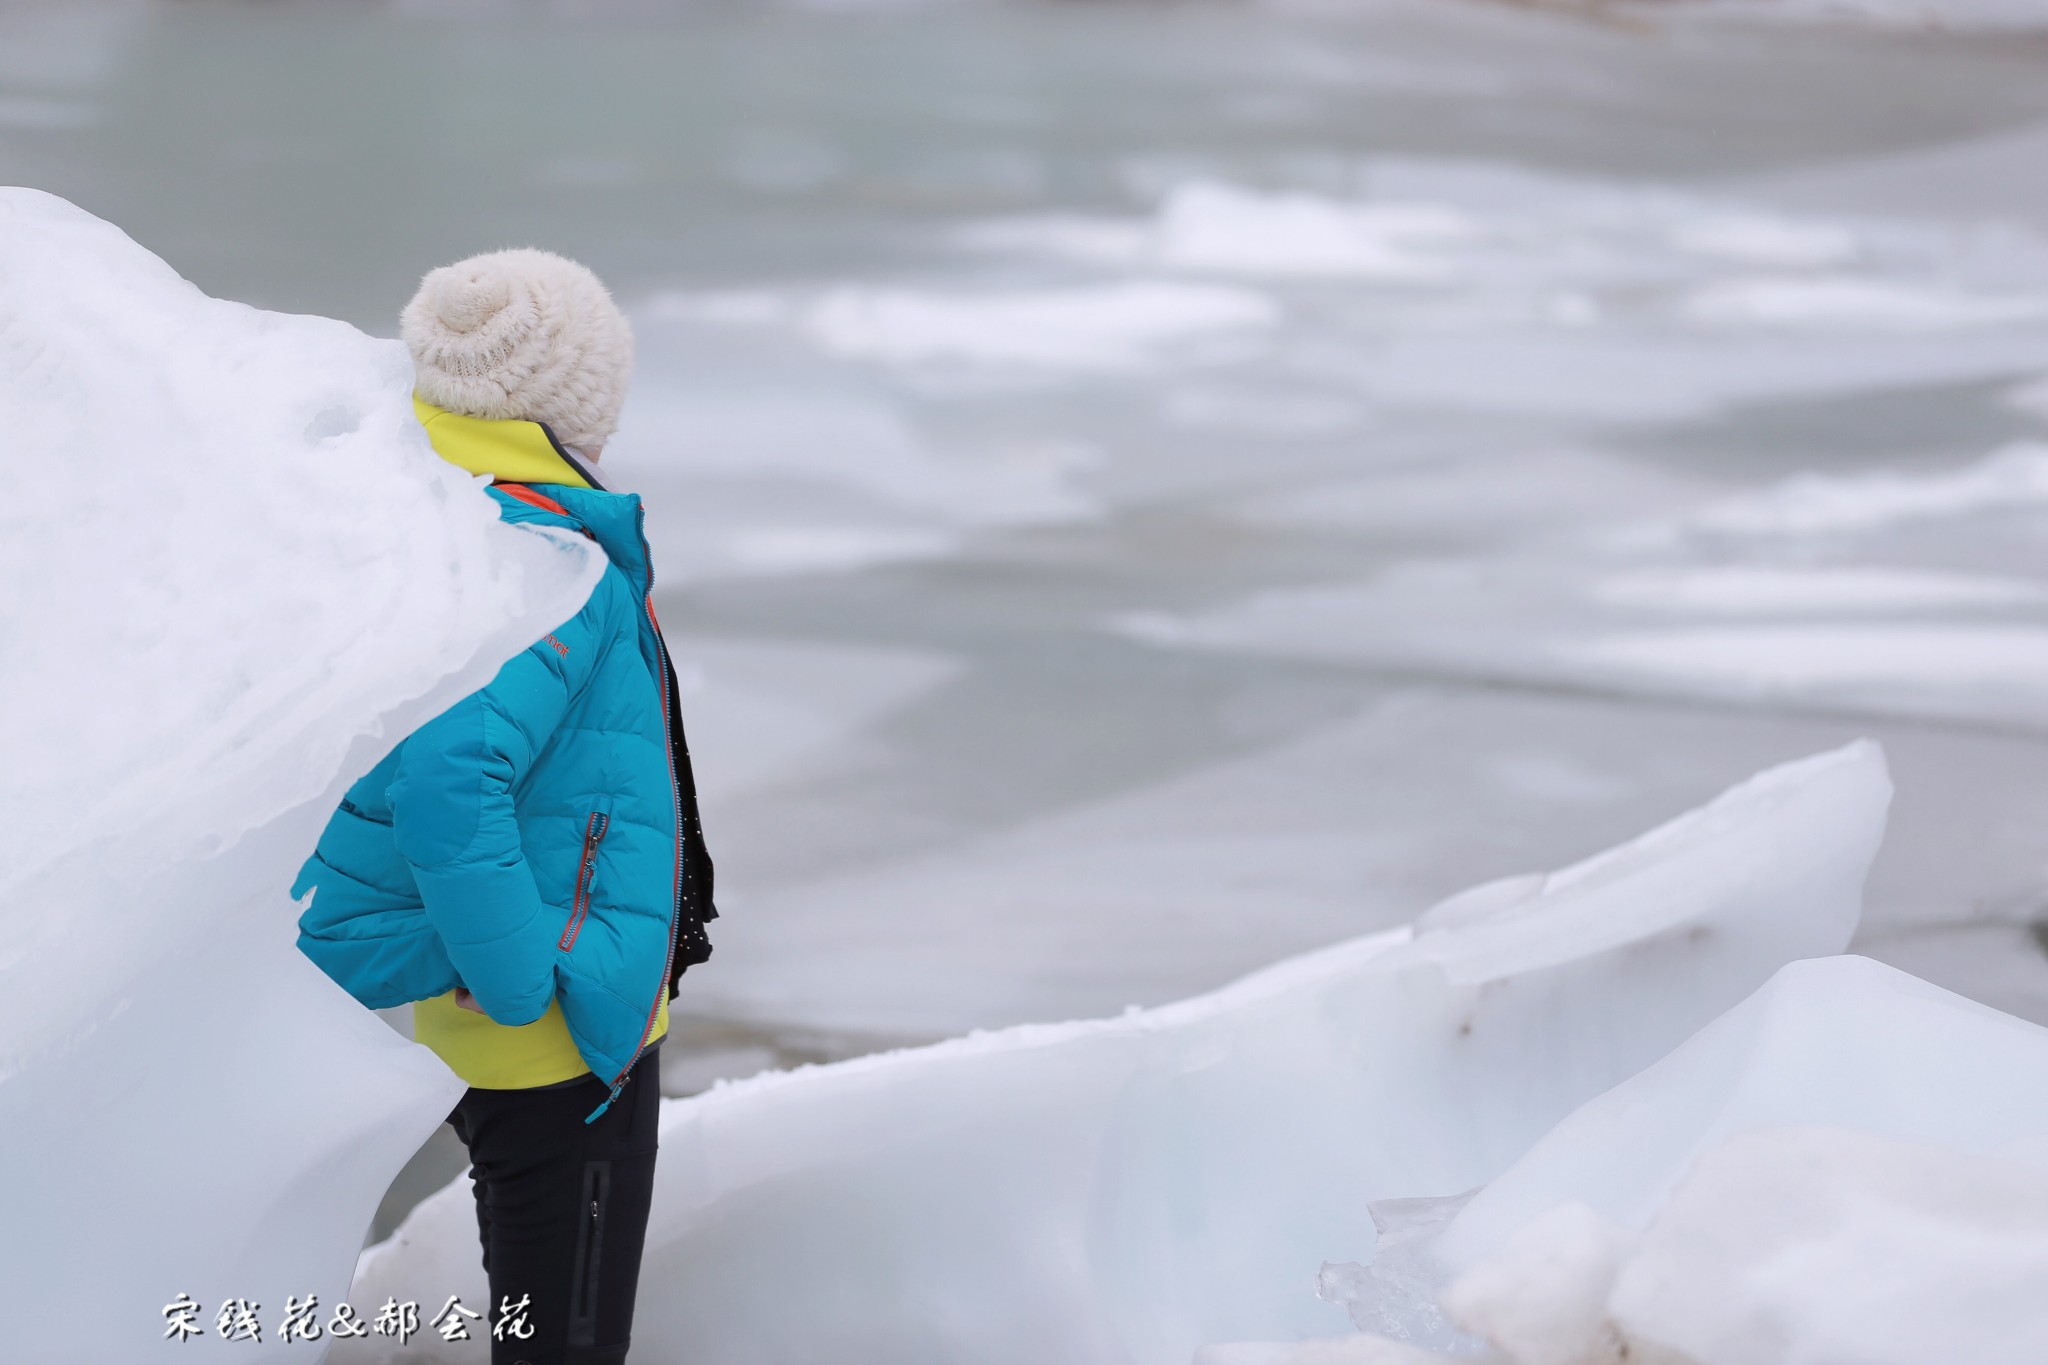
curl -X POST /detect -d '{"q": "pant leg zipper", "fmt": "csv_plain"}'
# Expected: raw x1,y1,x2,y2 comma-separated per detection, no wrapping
567,1160,610,1348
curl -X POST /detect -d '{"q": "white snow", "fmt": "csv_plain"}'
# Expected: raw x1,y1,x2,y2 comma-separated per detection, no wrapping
1603,1126,2048,1365
1563,624,2048,718
1341,955,2048,1364
1153,185,1473,279
1669,214,1860,268
963,182,1476,280
344,742,1889,1363
1437,1202,1635,1364
1194,1339,1441,1365
1121,433,2048,734
1586,565,2045,613
666,165,2048,429
1670,0,2048,31
1116,574,2048,732
0,190,601,1357
1678,276,2048,330
1434,954,2048,1270
798,280,1278,370
1687,443,2048,537
1212,956,2048,1365
606,375,1102,585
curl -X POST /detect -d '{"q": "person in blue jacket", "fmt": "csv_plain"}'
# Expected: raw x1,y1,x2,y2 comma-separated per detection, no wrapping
294,248,715,1365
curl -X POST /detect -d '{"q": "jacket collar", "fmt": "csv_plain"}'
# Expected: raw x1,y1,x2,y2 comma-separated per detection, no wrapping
415,397,654,591
413,397,604,491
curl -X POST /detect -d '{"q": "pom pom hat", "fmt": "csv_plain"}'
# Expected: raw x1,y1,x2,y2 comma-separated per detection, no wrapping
401,248,633,452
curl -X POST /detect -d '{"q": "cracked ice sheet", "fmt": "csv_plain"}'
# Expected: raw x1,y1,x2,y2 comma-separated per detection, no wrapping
936,164,2048,426
346,742,1889,1365
1119,441,2048,734
595,295,1110,588
0,192,605,1358
678,684,2048,1044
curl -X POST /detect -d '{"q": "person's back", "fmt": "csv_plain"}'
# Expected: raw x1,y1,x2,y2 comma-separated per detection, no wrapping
293,249,714,1364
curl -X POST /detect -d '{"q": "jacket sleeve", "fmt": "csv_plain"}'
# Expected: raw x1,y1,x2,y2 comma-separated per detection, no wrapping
387,585,604,1025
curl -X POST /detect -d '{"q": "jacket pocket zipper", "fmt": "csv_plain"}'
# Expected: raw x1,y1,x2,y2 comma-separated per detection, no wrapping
557,811,610,952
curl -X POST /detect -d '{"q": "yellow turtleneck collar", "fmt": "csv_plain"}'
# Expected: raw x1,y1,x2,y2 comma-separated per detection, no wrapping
413,396,598,491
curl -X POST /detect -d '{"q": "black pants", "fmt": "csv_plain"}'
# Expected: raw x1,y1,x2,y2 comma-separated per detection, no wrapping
445,1046,662,1365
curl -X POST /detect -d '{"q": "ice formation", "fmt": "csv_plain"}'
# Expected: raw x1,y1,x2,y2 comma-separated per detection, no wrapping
1271,956,2048,1365
348,742,1889,1363
0,189,602,1358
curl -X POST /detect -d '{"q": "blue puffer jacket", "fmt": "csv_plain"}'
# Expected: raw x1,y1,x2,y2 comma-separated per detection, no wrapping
294,405,715,1120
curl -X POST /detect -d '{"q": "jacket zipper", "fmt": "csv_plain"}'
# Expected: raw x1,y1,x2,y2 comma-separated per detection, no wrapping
584,504,686,1125
556,812,609,952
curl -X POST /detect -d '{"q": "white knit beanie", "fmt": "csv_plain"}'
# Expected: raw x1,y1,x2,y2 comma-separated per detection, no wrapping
401,248,634,452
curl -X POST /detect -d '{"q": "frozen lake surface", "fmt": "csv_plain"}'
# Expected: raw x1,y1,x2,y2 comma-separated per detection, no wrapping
8,0,2048,1103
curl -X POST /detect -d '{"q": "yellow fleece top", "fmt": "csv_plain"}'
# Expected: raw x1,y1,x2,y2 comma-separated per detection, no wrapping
414,991,669,1090
408,397,670,1089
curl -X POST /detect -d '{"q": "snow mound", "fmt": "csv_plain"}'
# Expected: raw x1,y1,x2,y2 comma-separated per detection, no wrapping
0,189,602,1357
348,742,1889,1364
1437,953,2048,1268
1288,956,2048,1365
1605,1125,2048,1365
